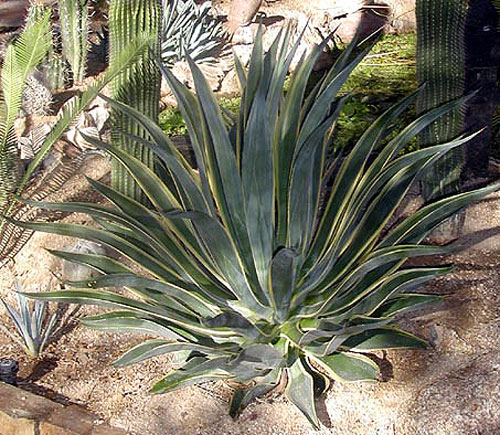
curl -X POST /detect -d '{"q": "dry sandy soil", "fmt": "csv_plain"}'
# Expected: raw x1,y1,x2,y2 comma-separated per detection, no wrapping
0,154,498,435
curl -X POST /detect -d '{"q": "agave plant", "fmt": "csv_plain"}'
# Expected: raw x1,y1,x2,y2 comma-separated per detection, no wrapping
161,0,227,65
0,281,60,358
15,29,499,427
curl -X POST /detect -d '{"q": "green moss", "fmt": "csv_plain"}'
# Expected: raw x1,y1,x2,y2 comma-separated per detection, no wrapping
159,106,188,135
334,32,418,152
160,95,241,136
343,32,417,96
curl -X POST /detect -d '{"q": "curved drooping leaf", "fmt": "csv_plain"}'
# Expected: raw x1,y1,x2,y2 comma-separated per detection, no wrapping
373,293,443,318
229,369,281,418
151,356,230,394
312,352,379,383
18,25,500,429
114,339,234,367
285,357,320,429
341,327,428,351
81,311,190,340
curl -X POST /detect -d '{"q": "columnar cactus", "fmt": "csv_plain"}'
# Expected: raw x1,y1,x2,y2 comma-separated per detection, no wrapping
109,0,162,201
416,0,468,202
58,0,88,84
44,55,68,90
494,0,500,29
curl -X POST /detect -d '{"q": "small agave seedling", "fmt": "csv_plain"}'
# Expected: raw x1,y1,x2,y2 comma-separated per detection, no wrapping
0,281,59,359
14,28,500,427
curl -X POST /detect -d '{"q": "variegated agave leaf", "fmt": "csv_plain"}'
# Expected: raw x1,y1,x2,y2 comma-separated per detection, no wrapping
161,0,228,65
0,147,92,268
17,28,500,428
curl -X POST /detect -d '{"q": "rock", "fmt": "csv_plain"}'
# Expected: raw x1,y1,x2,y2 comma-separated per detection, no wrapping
232,24,260,45
0,1,29,28
410,352,500,434
61,240,107,283
87,104,109,132
334,5,391,43
220,69,240,95
232,44,253,66
226,0,263,34
168,60,227,91
18,124,52,163
60,95,110,151
386,0,416,33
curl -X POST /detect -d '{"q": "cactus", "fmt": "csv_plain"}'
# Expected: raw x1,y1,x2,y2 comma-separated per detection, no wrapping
43,54,68,90
22,71,53,115
416,0,468,203
109,0,161,201
494,0,500,29
58,0,88,84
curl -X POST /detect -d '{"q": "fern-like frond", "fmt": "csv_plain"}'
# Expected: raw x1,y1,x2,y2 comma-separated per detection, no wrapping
0,7,52,152
18,34,153,194
0,150,91,268
0,44,24,147
14,9,52,83
0,35,151,267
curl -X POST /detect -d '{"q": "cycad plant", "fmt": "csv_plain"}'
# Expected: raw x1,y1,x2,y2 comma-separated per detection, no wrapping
0,9,52,209
15,30,499,427
0,4,152,266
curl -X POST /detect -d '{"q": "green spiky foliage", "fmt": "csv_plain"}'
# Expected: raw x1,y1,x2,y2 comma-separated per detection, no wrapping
58,0,89,84
109,0,162,201
0,281,60,359
416,0,468,203
161,0,227,66
16,30,499,428
0,8,52,208
0,34,153,267
43,54,68,90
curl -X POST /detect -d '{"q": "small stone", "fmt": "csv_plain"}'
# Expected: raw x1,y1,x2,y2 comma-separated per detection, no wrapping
220,69,240,95
428,324,440,347
61,241,107,283
232,24,260,45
